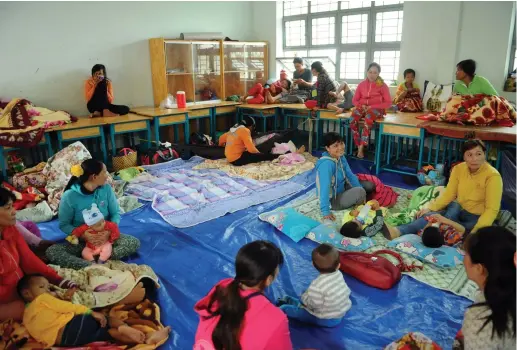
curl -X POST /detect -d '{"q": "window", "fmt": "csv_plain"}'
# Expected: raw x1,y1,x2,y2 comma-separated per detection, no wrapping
311,0,338,13
340,1,372,10
281,1,404,83
285,20,306,47
341,14,368,44
340,51,366,80
373,50,400,80
312,17,335,45
375,11,403,42
283,1,308,16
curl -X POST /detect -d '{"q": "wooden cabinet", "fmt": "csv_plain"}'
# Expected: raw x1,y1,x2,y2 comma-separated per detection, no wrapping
149,38,268,106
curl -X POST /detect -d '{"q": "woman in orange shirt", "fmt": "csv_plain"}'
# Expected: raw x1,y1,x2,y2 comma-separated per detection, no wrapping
84,64,129,117
218,116,278,166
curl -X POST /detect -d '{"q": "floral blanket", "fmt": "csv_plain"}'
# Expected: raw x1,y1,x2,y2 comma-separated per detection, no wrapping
0,98,74,148
0,98,45,147
125,157,306,228
193,152,318,181
50,261,159,309
418,94,516,126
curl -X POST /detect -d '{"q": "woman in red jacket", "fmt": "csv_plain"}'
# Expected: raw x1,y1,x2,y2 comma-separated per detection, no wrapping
0,187,76,321
351,62,392,158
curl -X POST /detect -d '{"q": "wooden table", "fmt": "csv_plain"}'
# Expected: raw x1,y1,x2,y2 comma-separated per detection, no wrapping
374,112,425,176
50,117,110,164
236,104,278,132
131,106,189,144
212,102,241,133
50,114,153,166
420,120,517,169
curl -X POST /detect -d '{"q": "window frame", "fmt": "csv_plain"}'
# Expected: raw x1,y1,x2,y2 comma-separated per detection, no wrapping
282,1,404,83
509,20,516,74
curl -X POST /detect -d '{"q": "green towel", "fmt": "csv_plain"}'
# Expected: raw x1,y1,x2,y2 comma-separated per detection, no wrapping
385,185,442,226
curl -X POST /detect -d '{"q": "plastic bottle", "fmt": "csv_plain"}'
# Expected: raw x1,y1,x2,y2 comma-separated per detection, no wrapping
176,91,186,108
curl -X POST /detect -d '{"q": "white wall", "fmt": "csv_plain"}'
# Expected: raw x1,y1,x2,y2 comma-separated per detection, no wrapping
399,1,516,102
250,1,281,79
0,1,255,115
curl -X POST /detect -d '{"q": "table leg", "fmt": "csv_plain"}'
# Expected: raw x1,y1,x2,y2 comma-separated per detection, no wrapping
110,125,116,155
154,117,160,144
184,114,190,144
100,128,108,166
0,146,6,179
417,130,425,171
375,125,383,175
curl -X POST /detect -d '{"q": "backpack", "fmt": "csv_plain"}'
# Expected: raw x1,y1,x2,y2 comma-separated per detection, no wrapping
339,249,422,290
139,143,179,165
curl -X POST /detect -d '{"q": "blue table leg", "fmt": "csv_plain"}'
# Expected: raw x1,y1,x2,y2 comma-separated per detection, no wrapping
154,117,161,144
146,120,151,148
417,130,425,170
427,136,434,165
375,125,383,175
0,146,6,178
387,136,392,165
100,128,108,166
110,125,116,154
184,114,190,144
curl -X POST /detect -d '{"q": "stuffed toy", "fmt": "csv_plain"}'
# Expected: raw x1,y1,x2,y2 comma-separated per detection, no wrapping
1,182,44,210
106,299,170,348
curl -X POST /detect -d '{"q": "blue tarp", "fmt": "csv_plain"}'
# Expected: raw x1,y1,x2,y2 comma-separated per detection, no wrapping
38,170,471,349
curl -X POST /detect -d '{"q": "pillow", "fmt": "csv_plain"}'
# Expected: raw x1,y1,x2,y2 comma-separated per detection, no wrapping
306,223,374,252
422,81,453,112
259,208,320,242
387,234,464,268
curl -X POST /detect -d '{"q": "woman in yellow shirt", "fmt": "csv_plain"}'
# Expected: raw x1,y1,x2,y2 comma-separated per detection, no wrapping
388,139,502,238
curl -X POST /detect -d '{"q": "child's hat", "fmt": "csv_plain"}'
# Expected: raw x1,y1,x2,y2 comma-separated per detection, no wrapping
82,203,104,226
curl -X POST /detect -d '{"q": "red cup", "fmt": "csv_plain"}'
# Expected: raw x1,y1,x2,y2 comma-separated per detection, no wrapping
176,91,186,108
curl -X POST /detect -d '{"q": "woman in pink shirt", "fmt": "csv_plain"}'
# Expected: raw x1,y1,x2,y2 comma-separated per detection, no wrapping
351,62,392,158
194,241,292,350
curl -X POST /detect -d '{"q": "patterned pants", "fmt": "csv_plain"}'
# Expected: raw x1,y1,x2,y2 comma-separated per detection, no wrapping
350,107,384,147
46,234,140,270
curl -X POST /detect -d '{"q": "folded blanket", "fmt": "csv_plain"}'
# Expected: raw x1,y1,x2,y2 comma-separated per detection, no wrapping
385,186,444,226
418,94,516,127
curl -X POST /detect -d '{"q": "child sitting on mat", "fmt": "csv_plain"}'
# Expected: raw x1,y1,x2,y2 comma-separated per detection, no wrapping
327,81,354,114
278,244,351,327
340,200,391,239
418,214,465,248
18,275,170,348
85,64,129,117
67,203,120,264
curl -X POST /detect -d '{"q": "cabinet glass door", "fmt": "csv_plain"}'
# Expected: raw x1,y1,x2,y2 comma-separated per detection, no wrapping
165,42,195,103
244,43,267,93
192,42,222,103
223,42,247,99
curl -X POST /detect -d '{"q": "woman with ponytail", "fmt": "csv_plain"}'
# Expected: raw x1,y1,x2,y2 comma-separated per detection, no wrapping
454,226,516,349
194,241,292,350
45,159,140,269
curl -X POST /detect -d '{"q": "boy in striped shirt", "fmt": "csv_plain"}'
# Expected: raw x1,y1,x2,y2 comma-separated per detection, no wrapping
278,244,352,327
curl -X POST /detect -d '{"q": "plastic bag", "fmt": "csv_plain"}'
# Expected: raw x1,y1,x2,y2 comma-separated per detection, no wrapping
160,94,176,109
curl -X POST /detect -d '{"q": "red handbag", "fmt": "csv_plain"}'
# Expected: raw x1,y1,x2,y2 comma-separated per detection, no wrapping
339,249,422,290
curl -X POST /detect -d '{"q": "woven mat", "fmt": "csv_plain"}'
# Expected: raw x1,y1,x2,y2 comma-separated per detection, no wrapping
274,187,516,301
193,152,318,181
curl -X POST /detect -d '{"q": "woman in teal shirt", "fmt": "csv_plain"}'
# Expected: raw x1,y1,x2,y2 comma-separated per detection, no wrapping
46,159,140,269
454,59,498,96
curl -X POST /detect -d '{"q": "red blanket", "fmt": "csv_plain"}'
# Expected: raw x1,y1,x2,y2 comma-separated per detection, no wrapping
357,174,399,208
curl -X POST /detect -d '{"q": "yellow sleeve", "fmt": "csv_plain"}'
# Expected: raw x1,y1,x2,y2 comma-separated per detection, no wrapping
472,174,503,233
42,294,90,315
238,128,260,154
428,166,459,211
393,83,405,103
